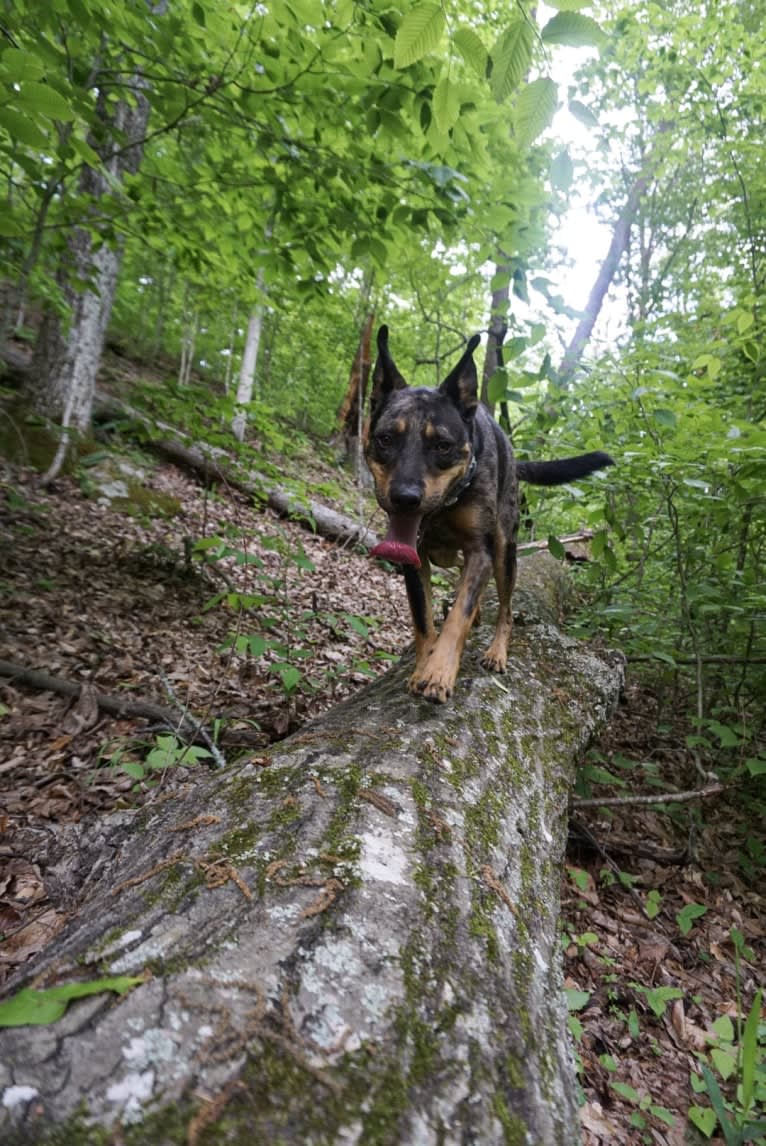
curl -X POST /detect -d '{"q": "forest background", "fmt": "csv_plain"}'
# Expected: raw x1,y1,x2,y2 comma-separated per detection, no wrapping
1,0,765,1141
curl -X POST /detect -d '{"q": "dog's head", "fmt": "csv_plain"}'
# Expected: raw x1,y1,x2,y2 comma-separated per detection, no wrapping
365,326,481,567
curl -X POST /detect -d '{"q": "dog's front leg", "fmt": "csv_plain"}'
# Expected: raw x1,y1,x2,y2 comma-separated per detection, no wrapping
410,549,491,703
403,558,437,681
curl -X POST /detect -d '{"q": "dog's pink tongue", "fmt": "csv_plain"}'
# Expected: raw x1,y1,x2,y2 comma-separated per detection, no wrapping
370,515,421,568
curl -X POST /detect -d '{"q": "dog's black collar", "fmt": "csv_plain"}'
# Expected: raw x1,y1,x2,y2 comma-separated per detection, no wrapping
444,453,477,507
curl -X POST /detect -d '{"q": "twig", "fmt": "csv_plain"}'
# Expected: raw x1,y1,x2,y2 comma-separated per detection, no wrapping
0,658,206,739
571,782,724,809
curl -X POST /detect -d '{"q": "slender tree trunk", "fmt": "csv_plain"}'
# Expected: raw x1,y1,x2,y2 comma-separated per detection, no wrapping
481,262,511,412
25,79,150,437
232,267,267,441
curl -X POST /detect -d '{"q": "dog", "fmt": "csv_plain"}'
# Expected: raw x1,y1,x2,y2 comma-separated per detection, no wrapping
366,325,614,703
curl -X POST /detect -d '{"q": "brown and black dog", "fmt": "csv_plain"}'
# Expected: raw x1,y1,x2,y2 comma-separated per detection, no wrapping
366,325,613,703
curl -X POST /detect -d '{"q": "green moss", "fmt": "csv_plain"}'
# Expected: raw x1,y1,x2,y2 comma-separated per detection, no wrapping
492,1093,529,1146
216,821,261,862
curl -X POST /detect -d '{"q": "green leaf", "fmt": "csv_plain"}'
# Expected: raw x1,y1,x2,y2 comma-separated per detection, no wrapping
710,1047,737,1081
568,98,599,127
644,985,683,1016
611,1081,639,1103
0,977,143,1027
120,761,146,780
515,77,558,147
433,74,459,134
0,106,49,148
393,3,446,69
551,148,574,191
741,989,762,1111
564,987,591,1011
745,756,766,776
676,903,707,936
541,11,607,48
452,27,488,77
278,665,302,693
653,407,677,428
688,1106,717,1138
487,368,508,405
548,534,566,560
0,48,45,82
17,81,76,121
490,19,534,104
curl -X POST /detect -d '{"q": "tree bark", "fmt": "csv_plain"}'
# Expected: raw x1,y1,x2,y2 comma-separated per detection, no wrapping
24,79,150,434
232,272,267,442
0,554,623,1145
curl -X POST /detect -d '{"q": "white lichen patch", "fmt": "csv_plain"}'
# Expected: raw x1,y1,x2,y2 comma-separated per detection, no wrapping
358,826,409,885
2,1085,39,1109
105,1069,155,1124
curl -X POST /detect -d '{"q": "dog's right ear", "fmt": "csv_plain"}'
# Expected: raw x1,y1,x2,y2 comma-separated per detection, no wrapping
370,325,408,422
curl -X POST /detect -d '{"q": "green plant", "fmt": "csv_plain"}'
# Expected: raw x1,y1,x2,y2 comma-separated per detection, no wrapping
688,989,766,1143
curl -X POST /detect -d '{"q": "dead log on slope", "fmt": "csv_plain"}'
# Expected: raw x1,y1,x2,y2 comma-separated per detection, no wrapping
0,553,623,1145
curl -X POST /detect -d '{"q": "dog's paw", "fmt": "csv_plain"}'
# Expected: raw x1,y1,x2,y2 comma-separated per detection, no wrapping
408,670,454,704
480,648,507,674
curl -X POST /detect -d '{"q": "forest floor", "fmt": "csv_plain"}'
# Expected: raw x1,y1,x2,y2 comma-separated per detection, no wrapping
0,379,763,1145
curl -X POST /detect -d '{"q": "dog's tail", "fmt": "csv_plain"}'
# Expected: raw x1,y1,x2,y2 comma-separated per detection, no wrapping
517,450,614,486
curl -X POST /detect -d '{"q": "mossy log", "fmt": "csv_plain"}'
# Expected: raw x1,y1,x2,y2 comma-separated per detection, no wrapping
0,554,623,1145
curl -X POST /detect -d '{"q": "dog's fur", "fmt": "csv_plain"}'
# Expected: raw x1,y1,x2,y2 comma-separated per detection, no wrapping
365,326,614,703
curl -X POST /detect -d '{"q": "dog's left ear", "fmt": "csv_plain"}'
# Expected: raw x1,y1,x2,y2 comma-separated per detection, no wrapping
439,334,481,418
370,325,408,422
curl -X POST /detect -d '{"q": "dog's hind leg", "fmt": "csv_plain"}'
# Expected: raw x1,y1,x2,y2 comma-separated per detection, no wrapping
403,559,437,679
481,524,517,674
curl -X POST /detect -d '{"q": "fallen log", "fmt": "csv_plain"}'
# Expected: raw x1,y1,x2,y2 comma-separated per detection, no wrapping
0,553,623,1145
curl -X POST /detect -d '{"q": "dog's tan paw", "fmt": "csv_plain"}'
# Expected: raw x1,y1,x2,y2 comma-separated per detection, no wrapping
480,648,507,674
408,670,454,704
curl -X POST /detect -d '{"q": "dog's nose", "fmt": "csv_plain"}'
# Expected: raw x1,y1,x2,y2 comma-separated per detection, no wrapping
390,483,423,511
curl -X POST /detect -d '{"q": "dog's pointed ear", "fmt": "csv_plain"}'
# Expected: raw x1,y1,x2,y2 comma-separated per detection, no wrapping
370,325,407,421
439,334,481,418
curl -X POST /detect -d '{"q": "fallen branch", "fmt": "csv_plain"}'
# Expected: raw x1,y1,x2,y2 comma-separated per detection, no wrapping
571,782,724,809
0,658,214,742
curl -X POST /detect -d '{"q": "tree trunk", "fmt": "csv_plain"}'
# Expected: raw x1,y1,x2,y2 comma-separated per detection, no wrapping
481,262,511,413
232,283,266,442
0,554,623,1145
25,80,150,434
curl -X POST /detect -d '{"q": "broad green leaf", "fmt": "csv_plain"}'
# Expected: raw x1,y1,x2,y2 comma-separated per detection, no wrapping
393,3,445,69
0,106,49,148
741,989,762,1111
487,368,508,405
278,665,302,693
564,987,590,1011
541,11,607,48
1,48,45,81
17,81,76,121
490,19,534,104
452,27,488,78
568,98,599,127
611,1081,639,1102
551,148,574,191
548,533,566,560
515,77,558,147
710,1047,737,1080
745,757,766,776
0,977,143,1027
688,1106,717,1137
676,903,707,936
433,74,459,134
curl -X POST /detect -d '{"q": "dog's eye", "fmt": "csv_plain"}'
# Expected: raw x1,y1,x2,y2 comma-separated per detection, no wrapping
375,432,393,450
435,439,452,453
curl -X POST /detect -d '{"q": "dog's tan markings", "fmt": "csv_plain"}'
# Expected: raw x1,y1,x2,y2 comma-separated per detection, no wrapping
395,417,408,434
423,461,469,505
423,421,436,439
409,549,493,703
367,459,390,500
